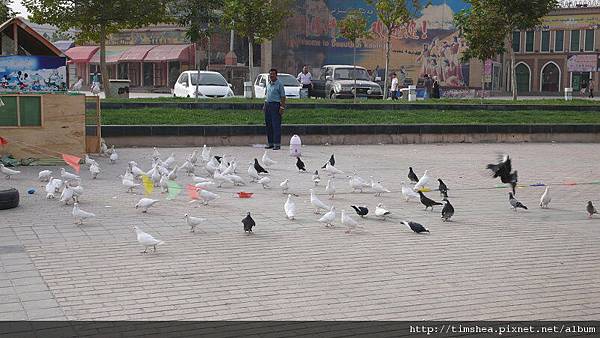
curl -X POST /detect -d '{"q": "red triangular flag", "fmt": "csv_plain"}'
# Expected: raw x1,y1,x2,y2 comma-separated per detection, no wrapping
0,136,7,145
62,153,81,173
186,184,199,200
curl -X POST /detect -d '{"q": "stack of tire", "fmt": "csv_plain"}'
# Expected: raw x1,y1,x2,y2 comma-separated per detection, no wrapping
0,188,19,210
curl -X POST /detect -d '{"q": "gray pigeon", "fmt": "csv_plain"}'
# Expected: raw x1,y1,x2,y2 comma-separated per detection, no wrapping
441,198,454,222
509,193,527,211
587,201,598,218
402,221,429,234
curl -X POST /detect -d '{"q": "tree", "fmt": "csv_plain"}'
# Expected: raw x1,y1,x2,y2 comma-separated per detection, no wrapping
0,0,13,22
23,0,168,97
489,0,558,100
222,0,292,97
454,0,506,99
367,0,420,100
171,0,223,99
338,9,371,103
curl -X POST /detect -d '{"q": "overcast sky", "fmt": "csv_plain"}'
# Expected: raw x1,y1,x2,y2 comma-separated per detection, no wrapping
10,0,30,18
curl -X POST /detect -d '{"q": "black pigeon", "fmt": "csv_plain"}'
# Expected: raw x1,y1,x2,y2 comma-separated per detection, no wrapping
214,156,222,163
487,154,518,194
508,192,528,211
402,221,430,234
441,198,454,222
438,178,448,198
587,201,598,218
418,191,443,211
296,157,306,172
242,212,255,233
408,167,419,183
254,158,268,174
321,154,335,169
350,205,369,218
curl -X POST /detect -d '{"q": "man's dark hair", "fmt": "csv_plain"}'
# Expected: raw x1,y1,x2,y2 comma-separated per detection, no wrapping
424,74,429,78
269,68,278,74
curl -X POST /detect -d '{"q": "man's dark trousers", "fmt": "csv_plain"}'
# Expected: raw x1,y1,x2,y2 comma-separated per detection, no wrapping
264,102,282,147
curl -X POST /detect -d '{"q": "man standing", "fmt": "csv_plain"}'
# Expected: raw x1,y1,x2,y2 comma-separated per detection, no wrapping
423,74,433,99
297,65,313,98
264,69,286,150
589,78,595,98
390,73,399,100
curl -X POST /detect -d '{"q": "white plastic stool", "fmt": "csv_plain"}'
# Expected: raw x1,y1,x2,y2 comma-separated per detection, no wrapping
289,134,302,157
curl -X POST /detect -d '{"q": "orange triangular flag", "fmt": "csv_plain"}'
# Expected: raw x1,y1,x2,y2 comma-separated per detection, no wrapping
0,136,8,145
186,184,199,200
62,154,81,173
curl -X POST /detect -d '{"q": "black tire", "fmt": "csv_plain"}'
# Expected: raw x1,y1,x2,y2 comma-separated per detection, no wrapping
0,188,19,210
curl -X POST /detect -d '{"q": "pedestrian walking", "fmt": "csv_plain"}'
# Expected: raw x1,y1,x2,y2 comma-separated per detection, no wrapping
390,73,399,100
423,74,433,99
297,65,313,98
589,78,595,98
432,76,440,99
263,69,286,150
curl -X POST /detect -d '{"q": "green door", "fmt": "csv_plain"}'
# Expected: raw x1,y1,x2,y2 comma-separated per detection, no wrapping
515,63,530,93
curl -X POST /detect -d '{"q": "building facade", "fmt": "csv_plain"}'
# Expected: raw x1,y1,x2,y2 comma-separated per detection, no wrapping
509,6,600,95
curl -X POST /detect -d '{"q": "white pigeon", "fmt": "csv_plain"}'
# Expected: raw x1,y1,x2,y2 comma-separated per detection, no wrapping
72,203,95,225
280,178,290,193
341,209,359,234
319,206,336,227
50,178,64,193
221,161,235,176
413,170,431,191
180,160,195,175
349,174,370,192
122,178,140,193
121,170,134,182
133,226,164,253
135,198,159,213
129,162,146,178
198,189,219,205
194,181,215,190
159,175,169,193
38,170,52,182
371,177,391,196
71,185,84,203
60,186,75,205
201,145,211,162
324,162,344,177
262,151,277,167
163,153,175,169
151,165,161,187
225,174,245,186
100,141,108,156
109,147,118,164
184,214,206,232
375,203,391,220
45,177,60,198
84,154,98,167
248,164,260,182
89,162,100,179
0,164,20,179
205,157,218,175
152,147,161,160
193,175,211,183
258,176,271,189
312,171,321,186
310,189,330,214
325,179,336,199
539,186,551,208
187,150,198,165
284,194,296,220
167,165,178,181
218,156,228,172
214,170,234,187
60,168,79,182
401,181,420,202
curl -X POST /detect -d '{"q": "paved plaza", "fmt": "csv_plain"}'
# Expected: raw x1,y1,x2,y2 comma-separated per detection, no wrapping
1,143,600,321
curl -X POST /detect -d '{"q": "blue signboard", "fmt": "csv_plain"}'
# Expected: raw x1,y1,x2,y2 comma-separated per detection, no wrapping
0,56,67,92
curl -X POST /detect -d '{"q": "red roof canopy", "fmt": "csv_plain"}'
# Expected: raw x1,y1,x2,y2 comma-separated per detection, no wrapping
119,45,156,62
144,44,192,62
64,46,99,63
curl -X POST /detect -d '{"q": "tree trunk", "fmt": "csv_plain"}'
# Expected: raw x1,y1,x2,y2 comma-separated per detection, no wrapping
99,26,110,98
510,36,517,101
481,60,485,101
207,37,211,71
383,32,391,100
353,43,357,104
248,39,255,98
196,40,201,101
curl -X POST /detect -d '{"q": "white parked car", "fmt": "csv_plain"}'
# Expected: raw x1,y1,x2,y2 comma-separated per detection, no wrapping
173,71,234,98
254,73,302,99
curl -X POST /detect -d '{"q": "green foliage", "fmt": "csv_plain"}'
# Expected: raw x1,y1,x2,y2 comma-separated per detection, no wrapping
23,0,169,43
0,0,13,22
170,0,224,44
338,9,370,43
454,0,506,63
366,0,419,36
222,0,292,43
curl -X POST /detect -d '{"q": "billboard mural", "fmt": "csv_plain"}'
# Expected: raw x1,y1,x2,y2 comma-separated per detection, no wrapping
272,0,471,87
0,56,67,92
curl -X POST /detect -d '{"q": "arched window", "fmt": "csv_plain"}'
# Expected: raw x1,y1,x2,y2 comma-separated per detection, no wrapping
515,62,531,93
540,62,561,92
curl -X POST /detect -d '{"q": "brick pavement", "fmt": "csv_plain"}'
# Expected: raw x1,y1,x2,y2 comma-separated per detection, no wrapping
1,143,600,321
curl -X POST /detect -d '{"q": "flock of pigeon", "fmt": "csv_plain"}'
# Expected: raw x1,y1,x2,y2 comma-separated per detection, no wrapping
1,142,598,254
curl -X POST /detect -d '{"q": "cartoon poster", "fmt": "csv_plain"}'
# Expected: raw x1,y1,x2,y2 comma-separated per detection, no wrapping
0,56,67,92
272,0,470,87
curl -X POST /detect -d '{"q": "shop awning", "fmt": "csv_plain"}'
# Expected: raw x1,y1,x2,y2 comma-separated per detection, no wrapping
65,46,99,63
89,45,131,64
119,45,157,62
144,44,192,62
